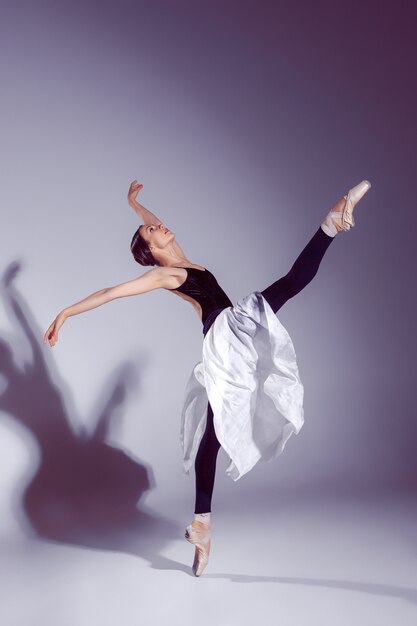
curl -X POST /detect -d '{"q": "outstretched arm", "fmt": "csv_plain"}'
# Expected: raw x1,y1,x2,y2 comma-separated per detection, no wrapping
44,267,164,347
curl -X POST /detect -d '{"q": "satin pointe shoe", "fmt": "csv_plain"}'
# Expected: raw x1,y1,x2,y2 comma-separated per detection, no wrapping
341,179,372,230
321,180,372,237
185,521,211,576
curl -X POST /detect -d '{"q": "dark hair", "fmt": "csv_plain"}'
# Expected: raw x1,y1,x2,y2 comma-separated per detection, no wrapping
130,226,160,266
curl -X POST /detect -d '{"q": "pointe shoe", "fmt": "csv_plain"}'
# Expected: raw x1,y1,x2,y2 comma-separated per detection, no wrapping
341,179,372,229
321,180,372,237
185,521,211,576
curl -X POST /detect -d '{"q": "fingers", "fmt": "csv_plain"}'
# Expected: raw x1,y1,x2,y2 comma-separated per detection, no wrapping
129,180,143,190
43,324,58,347
43,326,51,344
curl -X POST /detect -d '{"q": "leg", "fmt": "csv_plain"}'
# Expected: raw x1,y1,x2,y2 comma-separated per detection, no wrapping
194,401,221,514
186,411,217,578
261,226,334,314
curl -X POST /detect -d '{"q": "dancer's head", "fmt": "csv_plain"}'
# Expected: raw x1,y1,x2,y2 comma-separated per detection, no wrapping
130,223,175,266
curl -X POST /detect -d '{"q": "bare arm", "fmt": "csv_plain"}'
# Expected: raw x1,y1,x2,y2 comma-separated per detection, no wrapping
44,268,166,347
128,180,162,225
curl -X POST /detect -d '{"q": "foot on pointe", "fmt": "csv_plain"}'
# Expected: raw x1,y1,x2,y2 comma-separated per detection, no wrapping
321,180,372,237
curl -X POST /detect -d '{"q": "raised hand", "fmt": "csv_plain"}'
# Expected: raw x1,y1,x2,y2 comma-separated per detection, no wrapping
128,180,144,205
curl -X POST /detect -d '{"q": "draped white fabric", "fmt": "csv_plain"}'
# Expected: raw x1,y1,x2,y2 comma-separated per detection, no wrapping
180,291,305,481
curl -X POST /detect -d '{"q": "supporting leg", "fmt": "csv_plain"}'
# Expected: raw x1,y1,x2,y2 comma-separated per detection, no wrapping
260,226,334,314
194,401,221,514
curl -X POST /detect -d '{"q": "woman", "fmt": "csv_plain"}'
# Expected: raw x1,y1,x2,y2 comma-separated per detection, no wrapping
44,178,371,577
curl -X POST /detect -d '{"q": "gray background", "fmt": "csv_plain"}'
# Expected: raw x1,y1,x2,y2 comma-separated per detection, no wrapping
0,3,416,620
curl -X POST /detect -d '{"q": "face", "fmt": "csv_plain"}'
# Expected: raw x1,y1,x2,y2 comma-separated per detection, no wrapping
139,223,175,251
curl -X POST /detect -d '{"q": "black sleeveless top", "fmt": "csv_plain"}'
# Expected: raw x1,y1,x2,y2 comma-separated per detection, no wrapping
166,266,233,327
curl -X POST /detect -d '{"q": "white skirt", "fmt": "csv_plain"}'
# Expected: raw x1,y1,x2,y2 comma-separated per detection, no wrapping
179,291,305,481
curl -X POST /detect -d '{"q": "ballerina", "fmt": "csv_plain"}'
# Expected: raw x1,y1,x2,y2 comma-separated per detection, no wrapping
44,178,371,577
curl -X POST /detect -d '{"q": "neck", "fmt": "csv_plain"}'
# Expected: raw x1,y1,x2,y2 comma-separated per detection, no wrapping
153,249,192,268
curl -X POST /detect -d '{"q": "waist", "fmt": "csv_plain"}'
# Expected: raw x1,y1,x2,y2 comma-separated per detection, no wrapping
203,307,228,336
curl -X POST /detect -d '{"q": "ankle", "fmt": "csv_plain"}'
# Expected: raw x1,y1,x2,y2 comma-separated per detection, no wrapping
331,197,348,230
321,196,347,237
193,512,211,527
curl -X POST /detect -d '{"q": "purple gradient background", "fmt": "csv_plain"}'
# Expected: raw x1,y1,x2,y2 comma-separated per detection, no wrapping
1,0,416,536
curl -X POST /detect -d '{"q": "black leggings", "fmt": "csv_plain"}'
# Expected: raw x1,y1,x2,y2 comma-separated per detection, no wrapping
194,226,334,513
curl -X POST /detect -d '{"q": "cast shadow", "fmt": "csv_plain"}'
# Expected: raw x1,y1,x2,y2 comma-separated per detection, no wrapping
0,260,189,575
205,573,417,605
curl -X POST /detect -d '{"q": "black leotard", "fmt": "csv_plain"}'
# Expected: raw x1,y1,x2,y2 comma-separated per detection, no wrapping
166,267,233,329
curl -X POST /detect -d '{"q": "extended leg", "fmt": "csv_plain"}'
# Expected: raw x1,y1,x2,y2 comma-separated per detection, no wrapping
194,401,221,514
261,226,334,314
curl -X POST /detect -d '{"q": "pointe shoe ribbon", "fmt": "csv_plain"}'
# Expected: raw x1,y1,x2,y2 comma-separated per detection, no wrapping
322,211,344,237
185,523,211,577
321,179,372,237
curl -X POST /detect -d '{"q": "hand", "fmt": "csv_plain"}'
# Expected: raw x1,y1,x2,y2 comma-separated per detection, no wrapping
44,313,66,347
128,180,143,205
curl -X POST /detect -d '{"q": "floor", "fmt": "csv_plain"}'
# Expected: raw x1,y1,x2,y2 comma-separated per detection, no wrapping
1,487,416,626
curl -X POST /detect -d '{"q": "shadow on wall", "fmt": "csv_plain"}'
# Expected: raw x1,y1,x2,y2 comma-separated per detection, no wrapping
0,260,189,574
